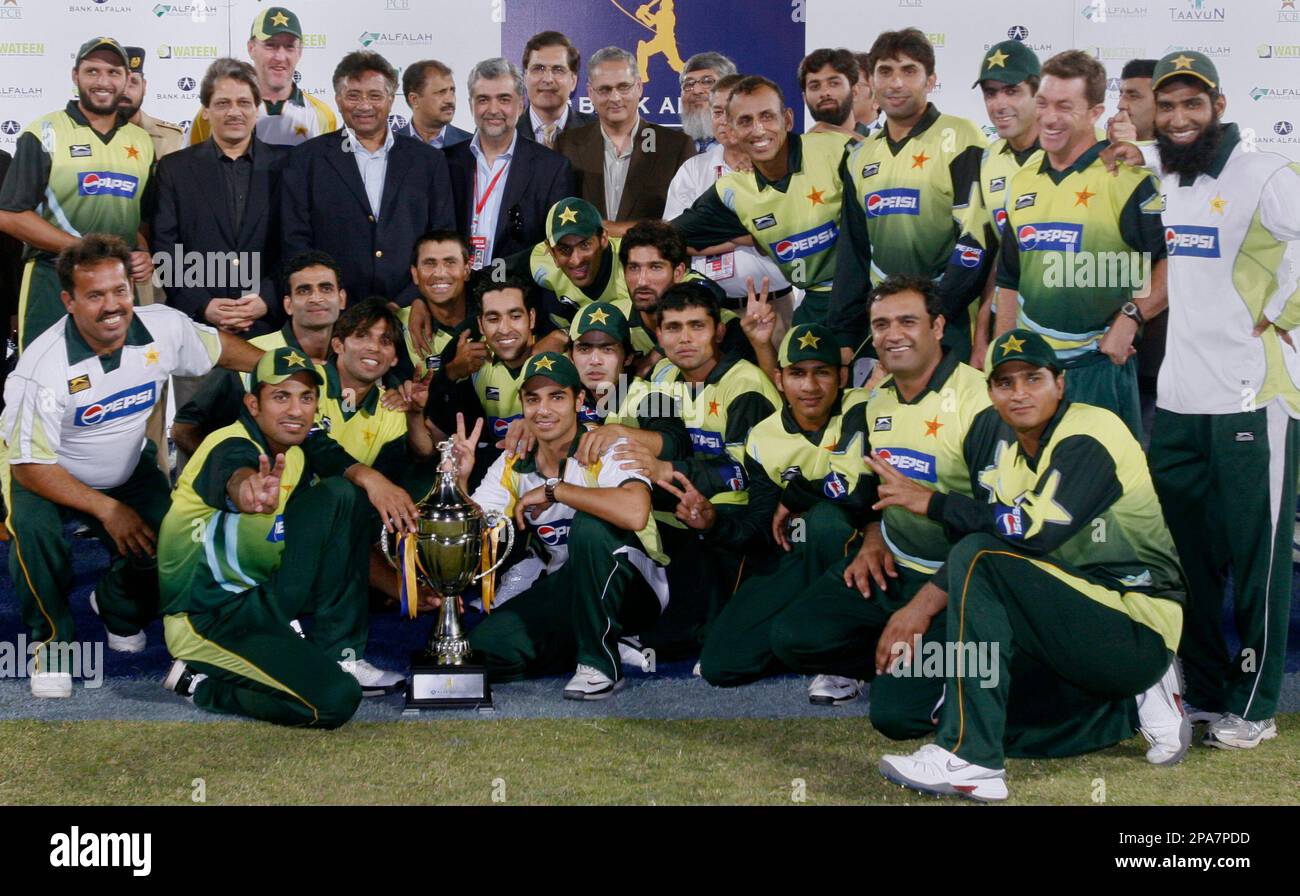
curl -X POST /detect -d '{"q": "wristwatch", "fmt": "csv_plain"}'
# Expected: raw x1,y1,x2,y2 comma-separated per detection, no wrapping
1119,301,1145,326
544,477,561,502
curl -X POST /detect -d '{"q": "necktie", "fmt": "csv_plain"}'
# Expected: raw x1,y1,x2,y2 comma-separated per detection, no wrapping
542,123,558,149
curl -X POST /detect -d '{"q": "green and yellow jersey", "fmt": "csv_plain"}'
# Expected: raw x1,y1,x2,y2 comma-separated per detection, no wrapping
671,131,852,324
829,104,987,347
931,400,1184,650
528,236,633,331
0,102,154,266
187,85,337,147
648,352,780,506
395,303,461,380
836,352,991,573
996,141,1166,359
157,412,357,616
313,362,409,480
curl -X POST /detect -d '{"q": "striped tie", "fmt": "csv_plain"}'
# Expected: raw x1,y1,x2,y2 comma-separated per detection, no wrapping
542,123,558,149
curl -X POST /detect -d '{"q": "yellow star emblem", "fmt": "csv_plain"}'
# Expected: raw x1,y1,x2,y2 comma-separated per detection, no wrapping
284,350,308,368
533,355,556,371
1172,54,1195,70
797,330,821,349
271,11,290,26
557,206,579,225
1074,186,1095,207
707,400,720,416
587,307,610,325
999,334,1026,356
294,125,308,137
125,144,139,160
806,186,825,206
363,430,376,445
985,48,1010,70
911,151,931,169
1209,194,1228,214
1020,469,1074,539
144,348,159,366
924,415,943,437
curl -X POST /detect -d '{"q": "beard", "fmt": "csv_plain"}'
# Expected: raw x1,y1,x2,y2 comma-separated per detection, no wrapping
79,86,124,117
117,98,141,120
1156,116,1224,180
681,106,713,141
809,96,853,127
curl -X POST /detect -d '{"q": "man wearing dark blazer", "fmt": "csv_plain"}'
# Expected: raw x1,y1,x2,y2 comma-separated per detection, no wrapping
555,46,694,235
152,59,288,338
516,30,597,147
282,50,455,305
445,58,575,267
399,58,472,150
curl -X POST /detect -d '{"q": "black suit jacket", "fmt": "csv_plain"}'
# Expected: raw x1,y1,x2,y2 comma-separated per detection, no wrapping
150,137,288,336
445,136,575,263
555,119,695,222
515,105,598,144
281,130,455,305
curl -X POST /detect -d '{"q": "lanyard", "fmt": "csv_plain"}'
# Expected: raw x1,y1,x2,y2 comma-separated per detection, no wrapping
474,161,510,221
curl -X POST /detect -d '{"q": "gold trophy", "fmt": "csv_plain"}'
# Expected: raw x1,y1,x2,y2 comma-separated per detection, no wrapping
382,440,513,709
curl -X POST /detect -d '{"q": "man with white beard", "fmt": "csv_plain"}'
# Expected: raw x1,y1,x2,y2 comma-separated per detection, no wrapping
678,52,736,154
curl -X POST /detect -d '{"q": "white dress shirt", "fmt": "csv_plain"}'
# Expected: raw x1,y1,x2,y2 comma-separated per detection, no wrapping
343,125,395,217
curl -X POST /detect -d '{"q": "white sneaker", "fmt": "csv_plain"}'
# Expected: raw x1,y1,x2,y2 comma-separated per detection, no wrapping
1136,659,1193,766
30,671,73,699
163,659,206,700
1204,714,1278,750
340,658,405,696
617,636,651,672
89,590,145,653
879,743,1008,802
808,674,864,706
563,663,625,700
692,661,702,678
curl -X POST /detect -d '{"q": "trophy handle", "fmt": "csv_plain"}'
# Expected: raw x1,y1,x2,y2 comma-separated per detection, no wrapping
471,513,515,582
379,524,399,570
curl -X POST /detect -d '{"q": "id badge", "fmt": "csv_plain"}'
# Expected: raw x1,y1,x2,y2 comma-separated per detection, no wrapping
470,235,488,270
704,252,736,280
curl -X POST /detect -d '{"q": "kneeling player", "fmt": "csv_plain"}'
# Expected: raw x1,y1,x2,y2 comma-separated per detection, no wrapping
158,348,420,727
450,353,669,700
875,330,1190,801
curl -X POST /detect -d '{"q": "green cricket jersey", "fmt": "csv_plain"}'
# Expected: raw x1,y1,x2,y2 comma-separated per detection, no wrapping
829,104,987,346
996,141,1166,359
314,362,409,479
528,236,633,331
158,413,357,616
671,131,852,321
930,400,1185,649
836,351,991,573
648,352,780,506
395,304,460,380
0,102,155,264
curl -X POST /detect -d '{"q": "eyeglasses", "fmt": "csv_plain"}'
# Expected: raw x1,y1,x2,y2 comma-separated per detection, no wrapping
552,236,596,258
592,82,637,100
528,64,572,79
682,75,718,92
341,90,391,107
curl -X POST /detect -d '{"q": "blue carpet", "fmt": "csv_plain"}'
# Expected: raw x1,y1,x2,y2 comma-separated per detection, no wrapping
0,532,1296,721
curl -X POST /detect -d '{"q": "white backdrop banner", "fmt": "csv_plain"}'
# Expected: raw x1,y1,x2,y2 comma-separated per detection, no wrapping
2,0,1299,160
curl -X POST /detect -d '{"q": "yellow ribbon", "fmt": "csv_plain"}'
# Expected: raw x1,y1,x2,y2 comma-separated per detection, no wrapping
480,520,502,614
398,532,430,620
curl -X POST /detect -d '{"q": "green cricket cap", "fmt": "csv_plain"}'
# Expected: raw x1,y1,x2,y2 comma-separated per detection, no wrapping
974,40,1041,88
251,6,303,41
1152,50,1218,93
778,323,840,368
569,301,630,346
76,37,130,69
521,352,581,390
546,197,603,244
251,346,324,390
986,328,1060,379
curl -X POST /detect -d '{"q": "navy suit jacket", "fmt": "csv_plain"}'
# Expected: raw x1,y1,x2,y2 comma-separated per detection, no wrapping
150,137,289,336
445,136,575,263
398,120,472,149
280,130,455,305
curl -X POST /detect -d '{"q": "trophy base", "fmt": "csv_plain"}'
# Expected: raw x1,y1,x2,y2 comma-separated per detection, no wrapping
405,651,493,710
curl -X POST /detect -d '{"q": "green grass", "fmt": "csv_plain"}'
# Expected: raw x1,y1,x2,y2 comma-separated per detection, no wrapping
2,716,1297,805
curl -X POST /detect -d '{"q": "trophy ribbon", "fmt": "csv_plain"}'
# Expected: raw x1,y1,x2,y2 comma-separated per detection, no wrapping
398,531,430,620
480,517,505,614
